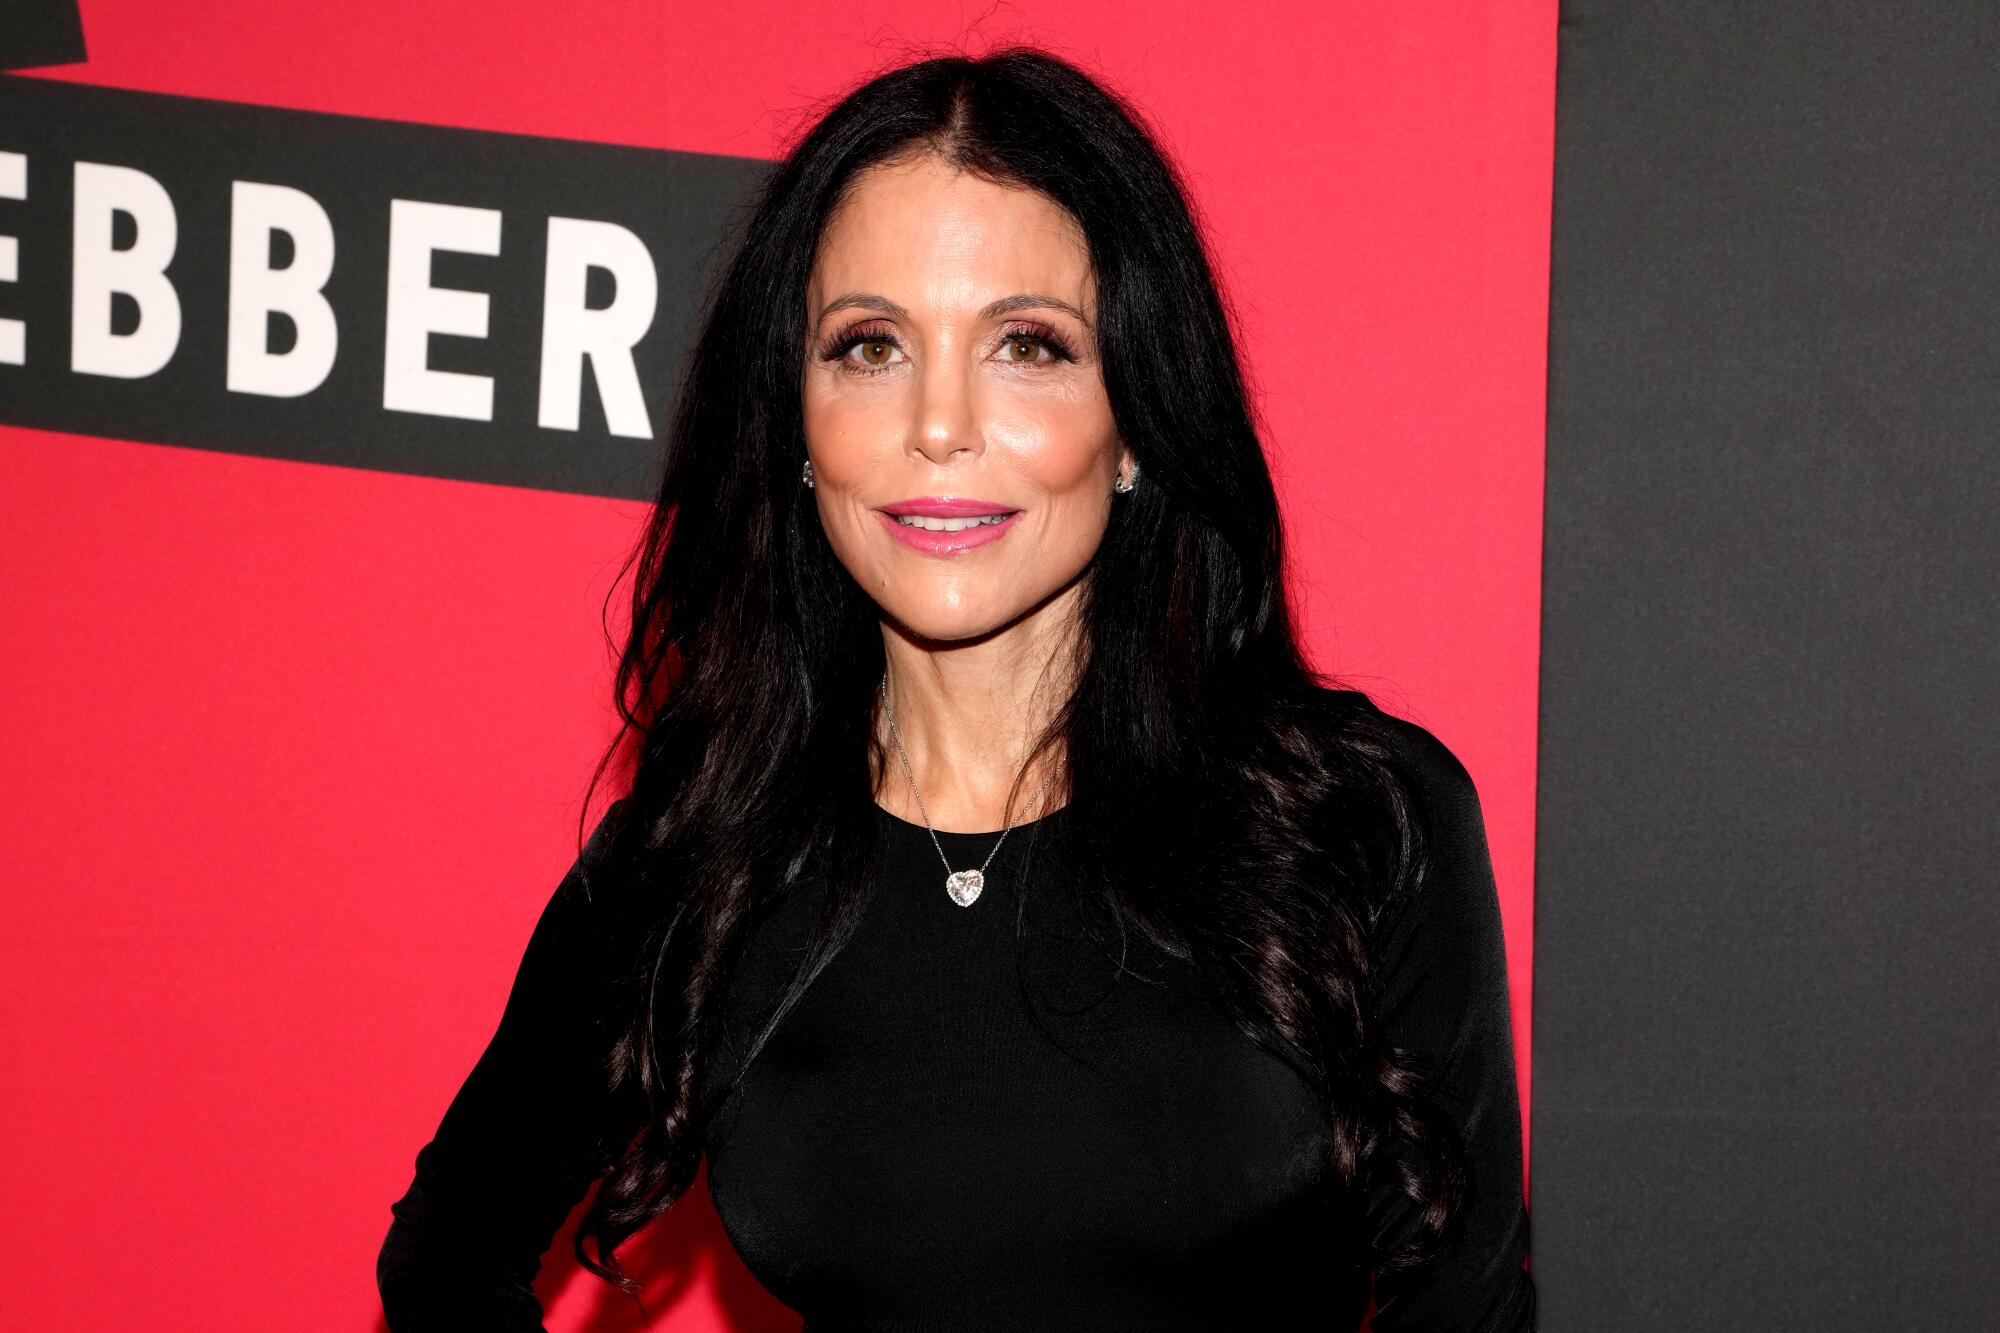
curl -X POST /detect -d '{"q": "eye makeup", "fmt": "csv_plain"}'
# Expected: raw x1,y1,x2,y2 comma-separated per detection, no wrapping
814,319,1083,376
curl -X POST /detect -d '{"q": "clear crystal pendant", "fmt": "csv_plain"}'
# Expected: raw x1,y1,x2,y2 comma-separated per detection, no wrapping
881,668,1061,911
945,868,985,907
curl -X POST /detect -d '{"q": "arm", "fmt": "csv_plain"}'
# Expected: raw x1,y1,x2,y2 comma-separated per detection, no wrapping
1362,717,1537,1333
376,801,644,1330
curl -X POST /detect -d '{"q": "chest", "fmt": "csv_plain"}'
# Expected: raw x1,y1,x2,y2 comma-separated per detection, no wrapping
697,857,1349,1326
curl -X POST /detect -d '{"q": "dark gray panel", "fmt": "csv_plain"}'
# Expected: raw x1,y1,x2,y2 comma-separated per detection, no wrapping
1535,2,1999,1325
1533,1108,1998,1329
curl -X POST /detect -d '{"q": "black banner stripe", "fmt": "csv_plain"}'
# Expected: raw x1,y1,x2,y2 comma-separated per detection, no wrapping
0,75,769,499
0,0,85,72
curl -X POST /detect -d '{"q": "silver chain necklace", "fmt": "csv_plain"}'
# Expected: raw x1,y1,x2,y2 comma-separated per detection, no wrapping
879,669,1062,907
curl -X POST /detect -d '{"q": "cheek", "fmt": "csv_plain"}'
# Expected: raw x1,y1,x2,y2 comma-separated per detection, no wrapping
1014,429,1117,552
801,387,884,480
997,392,1117,485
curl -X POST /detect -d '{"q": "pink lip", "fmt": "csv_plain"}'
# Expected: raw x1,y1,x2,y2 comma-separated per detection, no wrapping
880,497,1018,517
876,507,1021,555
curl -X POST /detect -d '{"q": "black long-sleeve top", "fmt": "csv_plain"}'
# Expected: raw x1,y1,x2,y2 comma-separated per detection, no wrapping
377,696,1536,1329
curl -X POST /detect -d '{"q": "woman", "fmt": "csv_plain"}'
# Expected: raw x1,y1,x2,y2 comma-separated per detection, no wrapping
377,45,1536,1332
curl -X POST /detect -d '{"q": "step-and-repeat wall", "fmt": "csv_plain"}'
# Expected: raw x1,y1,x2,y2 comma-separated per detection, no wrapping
3,2,1990,1328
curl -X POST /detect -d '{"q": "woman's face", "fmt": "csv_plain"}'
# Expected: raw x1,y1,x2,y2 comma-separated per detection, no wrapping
802,153,1132,647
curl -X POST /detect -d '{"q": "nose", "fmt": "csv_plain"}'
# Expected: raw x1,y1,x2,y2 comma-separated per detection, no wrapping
908,341,981,468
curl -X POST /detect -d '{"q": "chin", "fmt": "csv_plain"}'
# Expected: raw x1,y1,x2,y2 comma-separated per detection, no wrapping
882,600,1022,646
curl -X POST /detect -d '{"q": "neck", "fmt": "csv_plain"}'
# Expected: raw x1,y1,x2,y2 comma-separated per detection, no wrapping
874,606,1078,833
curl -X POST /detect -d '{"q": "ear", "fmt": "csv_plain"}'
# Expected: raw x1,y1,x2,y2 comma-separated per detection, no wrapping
1117,442,1136,480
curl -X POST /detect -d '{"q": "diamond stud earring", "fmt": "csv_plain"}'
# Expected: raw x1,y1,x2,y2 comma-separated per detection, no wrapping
803,459,814,488
1113,462,1138,494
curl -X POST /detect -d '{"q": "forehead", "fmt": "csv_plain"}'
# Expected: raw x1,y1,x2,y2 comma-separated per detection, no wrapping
809,156,1094,310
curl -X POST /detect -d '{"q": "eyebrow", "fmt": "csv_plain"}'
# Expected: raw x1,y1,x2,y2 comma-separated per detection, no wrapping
815,291,1093,329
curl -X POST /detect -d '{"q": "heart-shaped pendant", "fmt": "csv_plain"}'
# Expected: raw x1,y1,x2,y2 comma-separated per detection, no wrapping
945,868,985,907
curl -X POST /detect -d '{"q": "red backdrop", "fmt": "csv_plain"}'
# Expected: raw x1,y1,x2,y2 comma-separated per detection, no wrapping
0,3,1554,1327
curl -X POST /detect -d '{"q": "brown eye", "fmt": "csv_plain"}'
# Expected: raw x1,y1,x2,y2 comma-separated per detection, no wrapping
818,324,905,376
1000,328,1048,358
993,325,1079,367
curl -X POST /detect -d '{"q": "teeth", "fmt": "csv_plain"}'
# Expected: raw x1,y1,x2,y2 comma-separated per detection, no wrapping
893,513,1015,531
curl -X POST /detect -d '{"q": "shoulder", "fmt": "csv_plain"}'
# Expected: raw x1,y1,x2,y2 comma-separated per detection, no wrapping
1312,687,1496,946
559,795,646,931
1311,686,1483,829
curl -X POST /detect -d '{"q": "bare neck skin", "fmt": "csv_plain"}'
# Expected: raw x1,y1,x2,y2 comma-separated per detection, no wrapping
872,589,1079,834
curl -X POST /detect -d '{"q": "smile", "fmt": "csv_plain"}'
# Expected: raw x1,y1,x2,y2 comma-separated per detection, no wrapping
892,513,1014,531
875,509,1021,554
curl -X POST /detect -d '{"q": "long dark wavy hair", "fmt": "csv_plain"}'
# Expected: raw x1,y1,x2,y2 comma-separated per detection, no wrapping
564,43,1466,1301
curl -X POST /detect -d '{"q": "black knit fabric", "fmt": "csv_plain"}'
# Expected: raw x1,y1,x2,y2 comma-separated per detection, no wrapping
378,697,1535,1330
